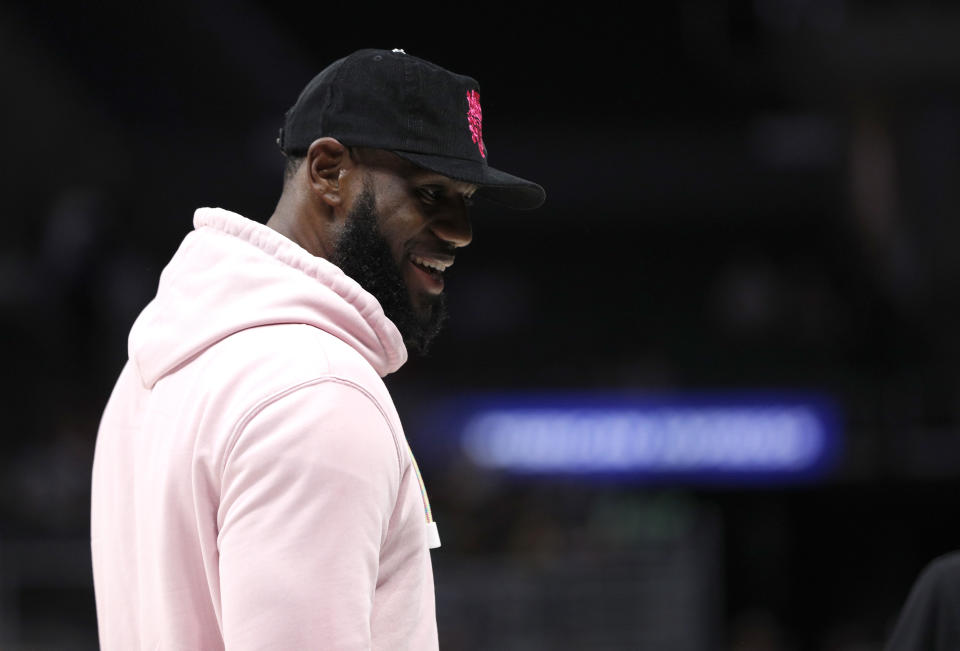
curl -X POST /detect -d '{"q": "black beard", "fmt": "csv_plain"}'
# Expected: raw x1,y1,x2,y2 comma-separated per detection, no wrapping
329,185,448,357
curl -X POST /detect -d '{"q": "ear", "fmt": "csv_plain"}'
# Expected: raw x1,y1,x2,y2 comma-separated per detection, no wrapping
305,137,349,207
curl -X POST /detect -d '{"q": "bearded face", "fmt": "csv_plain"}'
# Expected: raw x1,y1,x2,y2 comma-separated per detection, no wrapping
330,183,449,356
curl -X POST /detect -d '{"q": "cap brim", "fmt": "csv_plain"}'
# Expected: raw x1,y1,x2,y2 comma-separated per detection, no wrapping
391,151,546,210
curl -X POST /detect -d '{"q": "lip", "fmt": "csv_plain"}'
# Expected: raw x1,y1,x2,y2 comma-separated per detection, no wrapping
407,254,450,294
409,252,455,272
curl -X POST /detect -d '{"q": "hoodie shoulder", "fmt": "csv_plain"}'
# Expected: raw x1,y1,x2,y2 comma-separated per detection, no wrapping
199,322,390,408
150,321,403,473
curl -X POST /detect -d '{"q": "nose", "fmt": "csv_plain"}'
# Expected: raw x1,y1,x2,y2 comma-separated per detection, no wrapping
430,202,473,248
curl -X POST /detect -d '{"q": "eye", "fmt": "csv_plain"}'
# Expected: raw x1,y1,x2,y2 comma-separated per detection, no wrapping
417,186,443,204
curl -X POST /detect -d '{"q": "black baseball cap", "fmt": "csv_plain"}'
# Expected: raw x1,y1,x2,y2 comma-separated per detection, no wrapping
277,48,545,210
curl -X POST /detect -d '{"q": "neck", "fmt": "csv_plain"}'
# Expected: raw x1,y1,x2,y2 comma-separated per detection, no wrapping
266,186,335,259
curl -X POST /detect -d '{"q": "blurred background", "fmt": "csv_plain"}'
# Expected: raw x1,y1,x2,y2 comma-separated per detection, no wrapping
2,0,960,648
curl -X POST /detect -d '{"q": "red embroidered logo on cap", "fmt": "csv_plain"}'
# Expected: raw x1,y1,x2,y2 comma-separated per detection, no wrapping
466,90,486,158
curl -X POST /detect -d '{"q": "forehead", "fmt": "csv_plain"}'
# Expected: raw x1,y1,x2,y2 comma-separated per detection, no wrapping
354,147,478,195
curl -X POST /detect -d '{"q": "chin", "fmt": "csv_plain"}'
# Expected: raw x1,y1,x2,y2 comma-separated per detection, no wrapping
407,287,438,319
400,291,448,357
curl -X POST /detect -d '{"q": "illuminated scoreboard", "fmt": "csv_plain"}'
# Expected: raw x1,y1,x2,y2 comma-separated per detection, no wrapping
413,392,842,483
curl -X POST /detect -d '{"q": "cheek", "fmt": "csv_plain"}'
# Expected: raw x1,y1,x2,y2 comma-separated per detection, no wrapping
376,205,425,259
378,221,408,267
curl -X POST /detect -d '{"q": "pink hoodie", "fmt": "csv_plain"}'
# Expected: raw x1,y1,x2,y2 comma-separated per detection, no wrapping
91,207,440,650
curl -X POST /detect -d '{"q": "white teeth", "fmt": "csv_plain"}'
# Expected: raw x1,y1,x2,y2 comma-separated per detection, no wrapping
410,254,448,272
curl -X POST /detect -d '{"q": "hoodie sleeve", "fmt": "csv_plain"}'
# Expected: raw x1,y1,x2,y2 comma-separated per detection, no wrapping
217,378,402,650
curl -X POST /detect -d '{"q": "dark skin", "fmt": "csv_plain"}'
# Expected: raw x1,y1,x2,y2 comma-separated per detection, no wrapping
266,137,475,317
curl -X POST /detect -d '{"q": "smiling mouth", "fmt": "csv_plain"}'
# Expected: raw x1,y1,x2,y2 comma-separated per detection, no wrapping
408,253,453,293
410,253,452,274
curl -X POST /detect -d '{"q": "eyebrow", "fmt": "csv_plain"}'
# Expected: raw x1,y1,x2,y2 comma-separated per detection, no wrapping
416,176,478,195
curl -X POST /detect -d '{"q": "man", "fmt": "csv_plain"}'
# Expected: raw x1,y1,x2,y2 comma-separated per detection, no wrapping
885,552,960,650
90,48,544,650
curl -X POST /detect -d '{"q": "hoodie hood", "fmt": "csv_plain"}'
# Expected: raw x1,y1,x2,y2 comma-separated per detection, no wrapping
128,207,407,388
